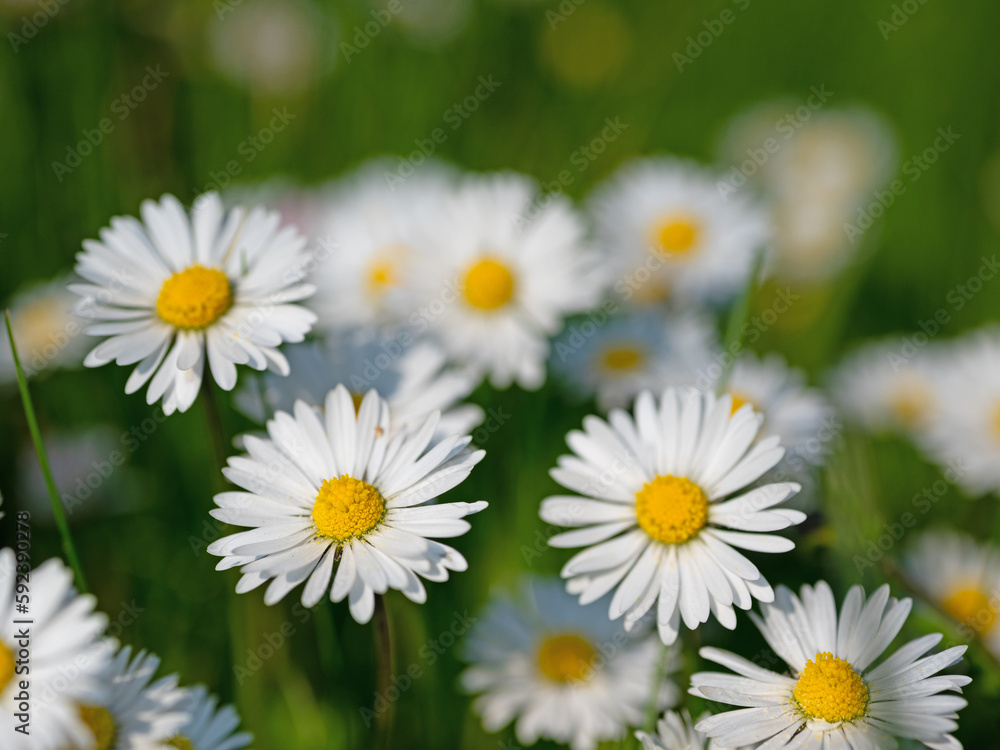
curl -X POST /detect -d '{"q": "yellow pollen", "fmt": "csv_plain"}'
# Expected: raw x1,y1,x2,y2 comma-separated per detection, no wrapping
537,634,596,683
166,738,196,750
312,474,386,542
464,258,515,311
79,705,117,750
652,215,701,255
793,652,869,723
943,587,997,636
729,391,754,415
350,392,365,414
993,402,1000,441
635,475,709,544
0,642,14,695
156,265,233,329
368,260,396,290
888,381,930,428
601,345,645,372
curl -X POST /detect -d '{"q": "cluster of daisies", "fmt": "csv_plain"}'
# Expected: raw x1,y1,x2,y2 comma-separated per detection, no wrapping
1,100,989,749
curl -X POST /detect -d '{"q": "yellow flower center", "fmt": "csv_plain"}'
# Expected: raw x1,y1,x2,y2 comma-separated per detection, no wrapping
635,475,709,544
943,587,997,636
156,265,233,329
367,257,398,293
993,401,1000,441
888,381,930,428
652,215,701,255
312,474,386,542
729,391,754,415
0,642,15,694
350,392,365,414
79,705,117,750
464,258,515,311
537,634,596,683
793,652,869,723
166,738,196,750
14,298,65,351
601,345,645,372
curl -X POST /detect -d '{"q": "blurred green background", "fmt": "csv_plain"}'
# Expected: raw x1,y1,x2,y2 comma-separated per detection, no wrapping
2,0,1000,747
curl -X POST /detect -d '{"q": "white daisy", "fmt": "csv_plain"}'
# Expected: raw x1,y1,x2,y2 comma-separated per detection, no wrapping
551,310,718,411
71,192,317,416
78,644,188,750
233,333,483,437
304,159,456,333
167,685,252,750
461,577,678,750
0,550,110,750
918,328,1000,496
588,156,771,306
828,338,940,438
691,581,971,749
1,275,91,383
208,384,487,623
636,709,750,750
905,530,1000,659
540,386,805,645
409,171,605,390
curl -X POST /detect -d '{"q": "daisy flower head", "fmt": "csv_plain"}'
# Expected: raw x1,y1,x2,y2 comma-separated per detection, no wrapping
905,529,1000,657
551,309,718,411
918,328,1000,496
828,337,941,439
540,386,805,645
71,192,317,415
1,276,91,384
691,581,971,749
168,685,252,750
408,170,605,390
461,577,678,750
636,709,750,750
588,156,771,307
209,384,487,623
234,332,483,437
0,550,110,750
305,159,457,334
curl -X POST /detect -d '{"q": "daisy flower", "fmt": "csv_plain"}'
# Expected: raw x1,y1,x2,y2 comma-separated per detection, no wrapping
540,386,805,645
588,156,771,306
691,581,971,749
551,310,718,411
905,530,1000,658
918,328,1000,496
168,685,252,750
461,577,678,750
304,159,456,334
0,550,110,750
234,333,482,438
1,275,91,383
636,709,750,750
78,644,188,750
409,171,605,390
70,192,317,416
208,384,487,623
828,338,940,438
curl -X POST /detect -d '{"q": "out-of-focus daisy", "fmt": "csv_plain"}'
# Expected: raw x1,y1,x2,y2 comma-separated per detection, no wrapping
828,338,940,438
1,276,91,383
906,530,1000,658
209,385,487,623
540,387,804,645
692,581,971,749
919,328,1000,496
303,160,456,333
636,709,750,750
168,685,252,750
0,550,110,750
461,577,678,750
551,310,718,410
589,157,771,306
71,192,317,416
540,0,630,89
234,334,483,437
411,171,604,390
78,644,188,750
377,0,471,45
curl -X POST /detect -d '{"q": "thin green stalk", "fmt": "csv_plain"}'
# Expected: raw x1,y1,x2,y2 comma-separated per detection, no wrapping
4,310,88,592
373,594,395,750
624,641,673,749
716,250,766,394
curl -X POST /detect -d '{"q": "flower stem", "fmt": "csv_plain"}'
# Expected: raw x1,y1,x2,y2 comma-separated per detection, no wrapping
4,310,88,592
373,594,395,749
